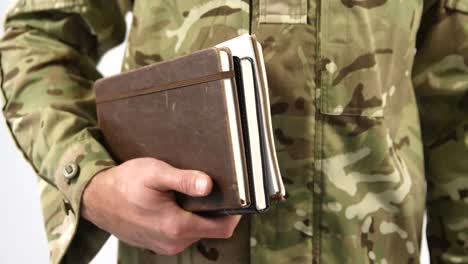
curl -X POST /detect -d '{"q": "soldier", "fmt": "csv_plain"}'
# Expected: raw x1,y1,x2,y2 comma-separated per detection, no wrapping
1,0,467,263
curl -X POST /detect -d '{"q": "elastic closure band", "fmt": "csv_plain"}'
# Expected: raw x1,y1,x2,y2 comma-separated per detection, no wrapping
96,70,235,104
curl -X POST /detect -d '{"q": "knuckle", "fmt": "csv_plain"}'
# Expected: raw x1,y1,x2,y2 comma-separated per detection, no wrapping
166,225,183,239
163,244,184,256
147,159,163,173
178,173,196,193
158,247,171,256
221,226,235,239
160,219,175,235
135,157,156,168
162,219,187,240
135,159,160,180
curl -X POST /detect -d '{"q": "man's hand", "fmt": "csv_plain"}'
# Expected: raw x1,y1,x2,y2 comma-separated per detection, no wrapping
81,158,241,255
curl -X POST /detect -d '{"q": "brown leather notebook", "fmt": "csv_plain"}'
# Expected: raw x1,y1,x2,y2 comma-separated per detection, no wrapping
95,35,285,214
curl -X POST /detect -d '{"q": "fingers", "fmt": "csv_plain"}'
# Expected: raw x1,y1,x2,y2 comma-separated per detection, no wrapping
196,214,242,239
168,211,242,239
143,159,213,197
152,238,198,256
152,214,241,256
189,213,242,239
152,211,241,255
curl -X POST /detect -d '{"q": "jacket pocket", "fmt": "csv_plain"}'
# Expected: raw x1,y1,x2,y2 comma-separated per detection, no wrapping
259,0,308,24
319,0,405,117
318,48,392,118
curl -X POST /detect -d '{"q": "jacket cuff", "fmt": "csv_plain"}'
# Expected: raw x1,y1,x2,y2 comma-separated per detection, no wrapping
39,130,116,263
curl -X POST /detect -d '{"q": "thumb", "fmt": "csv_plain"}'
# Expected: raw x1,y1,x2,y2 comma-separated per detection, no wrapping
144,160,213,197
174,170,213,197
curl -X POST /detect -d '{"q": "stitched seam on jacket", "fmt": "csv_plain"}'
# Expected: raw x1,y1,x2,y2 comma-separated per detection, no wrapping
314,0,323,263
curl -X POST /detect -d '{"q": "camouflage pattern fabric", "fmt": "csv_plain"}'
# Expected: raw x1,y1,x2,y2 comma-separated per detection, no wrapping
1,0,467,263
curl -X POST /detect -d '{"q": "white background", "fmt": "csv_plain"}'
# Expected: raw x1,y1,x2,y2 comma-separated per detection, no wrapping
0,2,430,263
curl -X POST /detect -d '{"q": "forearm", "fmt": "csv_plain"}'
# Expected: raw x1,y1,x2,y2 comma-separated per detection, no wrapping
0,1,125,262
413,1,468,262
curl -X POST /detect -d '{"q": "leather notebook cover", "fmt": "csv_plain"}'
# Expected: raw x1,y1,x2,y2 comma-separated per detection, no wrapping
94,48,246,212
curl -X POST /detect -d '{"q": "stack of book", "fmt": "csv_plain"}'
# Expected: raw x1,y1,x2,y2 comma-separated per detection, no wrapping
94,34,285,214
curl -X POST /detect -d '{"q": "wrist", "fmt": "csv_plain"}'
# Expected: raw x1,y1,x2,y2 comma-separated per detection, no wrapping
81,168,113,222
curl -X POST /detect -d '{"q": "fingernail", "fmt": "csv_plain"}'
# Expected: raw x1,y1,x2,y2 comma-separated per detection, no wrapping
196,177,208,194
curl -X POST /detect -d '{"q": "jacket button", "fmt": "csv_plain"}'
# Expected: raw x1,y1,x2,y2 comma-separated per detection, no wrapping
63,163,79,179
325,61,337,74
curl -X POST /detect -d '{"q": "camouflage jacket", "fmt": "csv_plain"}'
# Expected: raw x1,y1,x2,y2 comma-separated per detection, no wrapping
1,0,467,263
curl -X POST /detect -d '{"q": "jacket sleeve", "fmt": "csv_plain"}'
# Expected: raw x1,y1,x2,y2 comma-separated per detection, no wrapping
0,0,127,262
413,0,468,263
